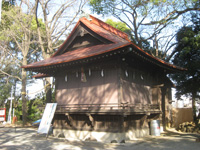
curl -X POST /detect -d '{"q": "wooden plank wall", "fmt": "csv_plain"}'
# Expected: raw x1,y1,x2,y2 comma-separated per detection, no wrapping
55,68,118,105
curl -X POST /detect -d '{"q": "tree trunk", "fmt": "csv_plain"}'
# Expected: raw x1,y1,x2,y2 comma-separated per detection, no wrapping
21,58,27,126
42,52,52,104
45,77,52,103
36,26,52,103
42,52,52,103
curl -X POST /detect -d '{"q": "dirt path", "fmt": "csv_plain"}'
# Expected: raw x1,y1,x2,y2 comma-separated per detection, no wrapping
0,127,200,150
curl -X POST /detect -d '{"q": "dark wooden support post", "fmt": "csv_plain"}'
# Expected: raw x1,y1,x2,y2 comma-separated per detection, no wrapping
120,115,125,133
118,67,122,109
65,113,72,127
161,87,167,131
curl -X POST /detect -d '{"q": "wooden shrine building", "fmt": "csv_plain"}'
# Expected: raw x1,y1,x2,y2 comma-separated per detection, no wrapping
22,15,185,142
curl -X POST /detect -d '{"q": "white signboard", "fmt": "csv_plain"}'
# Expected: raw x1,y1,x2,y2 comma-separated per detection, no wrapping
38,103,57,134
0,108,6,122
0,109,5,115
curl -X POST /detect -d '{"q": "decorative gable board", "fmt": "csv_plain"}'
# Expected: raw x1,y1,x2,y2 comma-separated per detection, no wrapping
54,23,113,56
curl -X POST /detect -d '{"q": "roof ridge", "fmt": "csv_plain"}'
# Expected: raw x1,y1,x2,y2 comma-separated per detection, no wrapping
89,15,131,42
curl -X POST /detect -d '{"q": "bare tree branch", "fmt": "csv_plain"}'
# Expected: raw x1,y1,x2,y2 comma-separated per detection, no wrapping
143,8,200,26
0,69,22,81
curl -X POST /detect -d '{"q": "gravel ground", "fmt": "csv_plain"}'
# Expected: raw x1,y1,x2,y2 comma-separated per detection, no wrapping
0,126,200,150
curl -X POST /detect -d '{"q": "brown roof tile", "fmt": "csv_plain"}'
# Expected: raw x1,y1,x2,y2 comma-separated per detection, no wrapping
22,15,185,72
23,42,130,69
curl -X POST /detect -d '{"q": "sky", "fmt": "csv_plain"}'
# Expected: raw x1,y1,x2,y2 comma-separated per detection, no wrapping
15,78,45,100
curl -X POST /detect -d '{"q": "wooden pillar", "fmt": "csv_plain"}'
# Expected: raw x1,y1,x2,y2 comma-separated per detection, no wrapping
118,67,122,109
161,87,167,131
120,115,125,133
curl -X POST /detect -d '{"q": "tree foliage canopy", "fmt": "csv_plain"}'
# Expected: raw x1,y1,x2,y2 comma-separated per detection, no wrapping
89,0,200,60
105,19,131,35
170,12,200,119
171,13,200,99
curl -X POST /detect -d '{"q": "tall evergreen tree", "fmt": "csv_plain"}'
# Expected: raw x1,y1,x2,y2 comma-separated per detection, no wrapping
171,12,200,121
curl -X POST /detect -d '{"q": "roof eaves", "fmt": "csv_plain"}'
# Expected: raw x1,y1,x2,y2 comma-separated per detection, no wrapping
22,42,131,70
130,43,186,72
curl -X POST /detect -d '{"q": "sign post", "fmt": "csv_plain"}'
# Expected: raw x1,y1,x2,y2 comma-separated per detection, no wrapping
7,86,14,124
37,103,57,138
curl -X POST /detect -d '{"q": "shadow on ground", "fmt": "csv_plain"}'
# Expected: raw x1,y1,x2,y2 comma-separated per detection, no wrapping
0,127,200,150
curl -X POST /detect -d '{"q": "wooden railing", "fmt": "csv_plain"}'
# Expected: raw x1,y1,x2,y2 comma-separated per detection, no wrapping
56,103,160,113
57,103,119,111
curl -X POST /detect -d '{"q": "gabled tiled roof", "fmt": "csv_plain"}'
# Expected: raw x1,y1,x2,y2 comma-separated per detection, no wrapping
52,15,130,57
22,15,130,69
22,15,185,73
